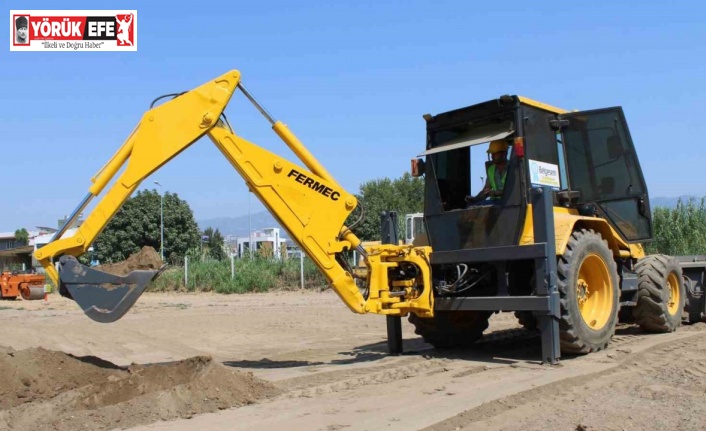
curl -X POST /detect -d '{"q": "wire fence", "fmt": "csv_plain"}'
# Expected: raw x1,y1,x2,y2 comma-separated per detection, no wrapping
149,251,328,293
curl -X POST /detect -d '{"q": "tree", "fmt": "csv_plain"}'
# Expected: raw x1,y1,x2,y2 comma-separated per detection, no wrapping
14,228,29,246
202,227,227,260
94,189,200,263
349,172,424,241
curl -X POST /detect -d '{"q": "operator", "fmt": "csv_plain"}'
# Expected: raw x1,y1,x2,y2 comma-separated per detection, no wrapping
465,139,509,203
15,16,29,45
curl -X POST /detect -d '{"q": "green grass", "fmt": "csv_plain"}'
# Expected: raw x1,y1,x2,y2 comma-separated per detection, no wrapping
149,255,328,294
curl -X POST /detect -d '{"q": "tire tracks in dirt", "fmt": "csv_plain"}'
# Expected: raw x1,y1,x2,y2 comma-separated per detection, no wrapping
125,323,706,431
280,357,482,399
422,324,706,431
271,324,695,402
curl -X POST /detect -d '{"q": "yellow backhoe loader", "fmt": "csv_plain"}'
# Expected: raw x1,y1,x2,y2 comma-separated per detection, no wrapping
34,70,706,363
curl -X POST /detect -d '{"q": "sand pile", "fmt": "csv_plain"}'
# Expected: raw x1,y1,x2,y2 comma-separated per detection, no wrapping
0,346,281,430
97,246,164,276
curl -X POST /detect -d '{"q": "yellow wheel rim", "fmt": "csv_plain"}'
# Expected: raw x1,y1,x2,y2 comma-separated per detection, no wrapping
667,272,681,316
576,253,614,330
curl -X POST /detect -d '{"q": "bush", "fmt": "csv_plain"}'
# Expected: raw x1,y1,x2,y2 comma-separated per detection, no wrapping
646,197,706,256
149,254,328,293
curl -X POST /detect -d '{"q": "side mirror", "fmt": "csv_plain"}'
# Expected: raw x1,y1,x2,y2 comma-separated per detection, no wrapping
411,158,425,177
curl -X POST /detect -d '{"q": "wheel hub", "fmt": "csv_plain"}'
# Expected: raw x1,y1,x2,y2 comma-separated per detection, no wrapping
576,253,614,330
667,271,680,316
577,279,589,305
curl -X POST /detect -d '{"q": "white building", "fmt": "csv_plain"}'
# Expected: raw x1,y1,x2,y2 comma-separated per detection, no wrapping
232,228,288,259
0,216,86,272
0,228,56,271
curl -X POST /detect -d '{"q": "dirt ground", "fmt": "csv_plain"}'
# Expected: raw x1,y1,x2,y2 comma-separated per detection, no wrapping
1,290,705,431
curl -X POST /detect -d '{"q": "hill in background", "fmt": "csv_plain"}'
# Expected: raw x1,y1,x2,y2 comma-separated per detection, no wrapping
651,195,703,209
198,196,703,237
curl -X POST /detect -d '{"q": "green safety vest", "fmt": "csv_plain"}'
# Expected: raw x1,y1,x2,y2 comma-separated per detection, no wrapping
488,164,507,200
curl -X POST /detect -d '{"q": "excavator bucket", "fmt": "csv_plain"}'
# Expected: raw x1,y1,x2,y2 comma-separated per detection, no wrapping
58,255,165,323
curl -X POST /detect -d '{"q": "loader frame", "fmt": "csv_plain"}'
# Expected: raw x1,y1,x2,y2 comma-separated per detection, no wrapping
386,186,562,363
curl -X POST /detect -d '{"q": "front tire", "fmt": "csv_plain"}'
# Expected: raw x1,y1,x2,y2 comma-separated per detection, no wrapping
633,255,685,332
408,310,492,348
515,310,538,330
514,276,538,330
558,229,620,354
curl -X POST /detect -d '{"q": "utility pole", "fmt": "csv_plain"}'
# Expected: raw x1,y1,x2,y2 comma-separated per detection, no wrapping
248,191,253,258
154,181,164,261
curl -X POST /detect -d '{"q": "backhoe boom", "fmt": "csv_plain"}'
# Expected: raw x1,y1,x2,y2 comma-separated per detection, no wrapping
35,70,434,322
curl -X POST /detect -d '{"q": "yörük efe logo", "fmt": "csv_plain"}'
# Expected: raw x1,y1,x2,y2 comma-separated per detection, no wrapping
10,10,137,51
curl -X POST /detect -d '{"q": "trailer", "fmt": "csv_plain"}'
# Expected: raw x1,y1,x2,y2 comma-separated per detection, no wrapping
679,256,706,324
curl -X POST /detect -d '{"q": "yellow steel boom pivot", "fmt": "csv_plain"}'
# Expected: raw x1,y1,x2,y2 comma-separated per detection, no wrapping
35,70,433,322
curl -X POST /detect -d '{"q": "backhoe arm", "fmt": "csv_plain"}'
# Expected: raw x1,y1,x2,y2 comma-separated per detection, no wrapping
35,70,433,323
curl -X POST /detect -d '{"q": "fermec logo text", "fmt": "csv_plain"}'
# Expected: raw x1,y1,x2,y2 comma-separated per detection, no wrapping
10,10,137,51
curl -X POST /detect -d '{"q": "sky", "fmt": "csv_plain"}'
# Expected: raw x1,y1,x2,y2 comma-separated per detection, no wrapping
1,1,704,232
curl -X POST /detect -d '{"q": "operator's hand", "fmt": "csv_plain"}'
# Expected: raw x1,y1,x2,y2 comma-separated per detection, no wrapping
466,186,491,204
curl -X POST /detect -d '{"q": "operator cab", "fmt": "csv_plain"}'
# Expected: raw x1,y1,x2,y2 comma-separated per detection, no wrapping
412,95,651,253
414,96,522,251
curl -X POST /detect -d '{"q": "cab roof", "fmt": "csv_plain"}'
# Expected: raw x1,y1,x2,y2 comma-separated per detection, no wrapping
516,96,567,114
426,95,567,124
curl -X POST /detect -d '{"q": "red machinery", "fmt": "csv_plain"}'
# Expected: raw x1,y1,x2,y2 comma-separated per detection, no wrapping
0,271,46,300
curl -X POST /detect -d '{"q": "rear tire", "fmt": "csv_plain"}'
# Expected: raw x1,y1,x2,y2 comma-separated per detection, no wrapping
618,306,636,324
633,254,685,333
558,229,620,354
408,310,492,348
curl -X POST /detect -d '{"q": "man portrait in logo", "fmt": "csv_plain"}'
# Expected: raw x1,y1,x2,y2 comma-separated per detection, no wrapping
15,16,29,45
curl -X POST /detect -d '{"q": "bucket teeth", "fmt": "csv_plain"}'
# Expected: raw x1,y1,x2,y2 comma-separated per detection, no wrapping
58,255,164,323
